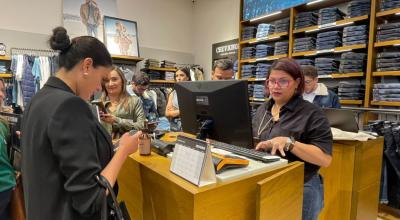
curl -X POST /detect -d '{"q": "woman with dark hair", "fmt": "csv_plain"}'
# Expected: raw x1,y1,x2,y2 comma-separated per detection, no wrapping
100,67,145,139
21,27,141,220
253,58,332,220
165,67,191,131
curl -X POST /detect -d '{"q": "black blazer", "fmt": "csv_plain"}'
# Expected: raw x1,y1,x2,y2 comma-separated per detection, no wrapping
21,77,113,220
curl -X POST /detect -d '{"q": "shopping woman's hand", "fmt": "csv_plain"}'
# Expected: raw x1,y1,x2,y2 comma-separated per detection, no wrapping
118,131,141,156
100,113,115,124
256,136,288,157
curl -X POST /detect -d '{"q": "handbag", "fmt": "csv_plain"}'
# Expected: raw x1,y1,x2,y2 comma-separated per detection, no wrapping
11,172,26,220
96,175,131,220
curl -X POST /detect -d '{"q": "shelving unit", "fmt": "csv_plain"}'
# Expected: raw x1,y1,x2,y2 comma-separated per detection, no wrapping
293,15,369,34
111,55,143,64
0,73,12,78
331,72,365,78
0,56,11,61
240,32,288,45
374,40,400,48
371,101,400,107
340,100,363,105
372,71,400,77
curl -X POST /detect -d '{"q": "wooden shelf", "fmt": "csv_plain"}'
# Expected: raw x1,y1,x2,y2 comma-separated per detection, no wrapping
0,56,11,61
376,8,400,18
145,67,177,72
111,55,143,62
240,58,257,64
292,44,366,57
340,100,363,105
371,101,400,107
247,78,266,81
240,54,287,64
373,71,400,76
249,97,269,102
292,50,317,57
374,40,400,48
334,44,367,52
293,15,369,34
0,73,12,78
331,72,364,78
150,80,175,84
241,32,288,45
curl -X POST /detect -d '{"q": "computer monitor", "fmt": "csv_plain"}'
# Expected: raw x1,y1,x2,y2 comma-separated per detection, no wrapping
175,80,254,148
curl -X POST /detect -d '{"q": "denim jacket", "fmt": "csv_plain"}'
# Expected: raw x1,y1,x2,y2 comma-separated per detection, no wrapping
305,83,341,108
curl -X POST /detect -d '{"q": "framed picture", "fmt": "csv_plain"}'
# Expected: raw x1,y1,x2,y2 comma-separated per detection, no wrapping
103,16,140,57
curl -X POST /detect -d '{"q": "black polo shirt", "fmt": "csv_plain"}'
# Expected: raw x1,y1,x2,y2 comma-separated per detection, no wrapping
252,95,332,182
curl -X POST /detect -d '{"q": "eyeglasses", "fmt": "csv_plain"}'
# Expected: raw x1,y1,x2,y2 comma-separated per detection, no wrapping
266,79,291,88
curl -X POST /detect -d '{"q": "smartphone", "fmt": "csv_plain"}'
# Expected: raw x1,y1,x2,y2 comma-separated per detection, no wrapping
91,100,108,113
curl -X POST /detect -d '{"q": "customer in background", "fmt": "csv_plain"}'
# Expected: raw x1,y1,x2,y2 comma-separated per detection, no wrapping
128,71,158,122
211,59,234,80
165,67,191,131
100,67,145,139
21,27,141,220
302,65,341,108
0,79,15,220
253,58,332,220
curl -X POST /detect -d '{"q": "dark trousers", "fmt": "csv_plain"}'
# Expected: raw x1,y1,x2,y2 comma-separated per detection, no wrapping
0,188,13,220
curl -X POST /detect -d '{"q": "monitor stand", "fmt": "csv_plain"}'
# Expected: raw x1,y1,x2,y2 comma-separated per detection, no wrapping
196,117,214,141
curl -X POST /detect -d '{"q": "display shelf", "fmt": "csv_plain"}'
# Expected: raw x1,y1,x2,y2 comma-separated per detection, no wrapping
374,40,400,48
241,32,288,45
150,80,175,84
376,8,400,18
370,101,400,107
144,67,177,72
293,15,369,34
340,100,363,105
334,44,367,52
0,73,12,78
331,72,364,78
239,58,257,64
0,56,11,61
247,78,266,82
111,55,143,62
240,54,287,63
291,44,366,57
249,97,269,102
372,71,400,76
291,50,317,57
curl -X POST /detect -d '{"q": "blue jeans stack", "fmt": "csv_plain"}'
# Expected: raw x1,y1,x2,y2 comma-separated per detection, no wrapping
148,71,162,80
315,58,338,76
377,52,400,71
318,7,345,25
380,0,400,11
274,41,289,55
348,0,371,17
241,64,256,79
241,46,256,59
274,18,290,33
253,84,266,99
294,37,316,52
256,23,275,38
373,83,400,101
248,84,254,97
338,81,365,100
343,25,368,46
296,59,315,66
242,26,257,40
377,22,400,42
316,31,342,50
255,44,274,58
256,63,271,78
295,12,318,30
339,52,367,73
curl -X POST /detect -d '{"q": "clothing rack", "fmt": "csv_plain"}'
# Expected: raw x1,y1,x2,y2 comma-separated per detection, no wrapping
10,47,59,56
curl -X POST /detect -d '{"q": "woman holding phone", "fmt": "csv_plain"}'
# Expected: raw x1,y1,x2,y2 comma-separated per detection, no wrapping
100,67,145,139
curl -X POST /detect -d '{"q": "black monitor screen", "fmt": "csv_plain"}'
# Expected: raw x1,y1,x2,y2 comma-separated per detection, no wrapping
175,80,253,148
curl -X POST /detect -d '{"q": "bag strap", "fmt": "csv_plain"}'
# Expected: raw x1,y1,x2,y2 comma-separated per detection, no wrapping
96,175,124,220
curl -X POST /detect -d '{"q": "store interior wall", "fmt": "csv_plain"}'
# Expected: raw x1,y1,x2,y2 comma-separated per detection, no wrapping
0,0,241,79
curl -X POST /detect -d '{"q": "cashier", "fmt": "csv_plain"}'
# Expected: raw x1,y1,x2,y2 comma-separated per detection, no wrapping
253,58,332,220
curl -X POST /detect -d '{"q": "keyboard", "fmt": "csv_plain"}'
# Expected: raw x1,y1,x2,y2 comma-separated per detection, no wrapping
209,140,281,163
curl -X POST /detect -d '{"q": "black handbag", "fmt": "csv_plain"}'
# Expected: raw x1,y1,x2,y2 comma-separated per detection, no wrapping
96,175,131,220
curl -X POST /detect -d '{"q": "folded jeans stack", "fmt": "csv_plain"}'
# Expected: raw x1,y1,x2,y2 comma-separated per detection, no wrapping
253,84,266,99
343,25,368,46
256,23,275,38
296,59,315,66
380,0,400,11
377,22,400,42
295,12,318,30
315,58,338,75
144,59,160,68
248,84,254,96
255,44,274,58
339,52,367,73
338,81,365,100
274,41,289,55
376,52,400,71
256,63,271,78
241,46,256,59
161,60,176,68
241,64,256,79
148,70,162,80
294,37,316,52
316,31,342,50
373,83,400,101
274,18,290,33
242,26,257,40
348,0,371,17
318,7,345,25
165,71,175,81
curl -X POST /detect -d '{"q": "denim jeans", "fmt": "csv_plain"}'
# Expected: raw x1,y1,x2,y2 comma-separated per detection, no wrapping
374,83,400,89
297,59,315,66
378,22,400,30
378,52,400,58
342,52,367,60
86,24,98,37
302,174,324,220
0,188,12,220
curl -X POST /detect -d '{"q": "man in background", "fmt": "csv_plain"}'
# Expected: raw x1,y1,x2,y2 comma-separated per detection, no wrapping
80,0,101,37
211,59,234,80
302,65,341,108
